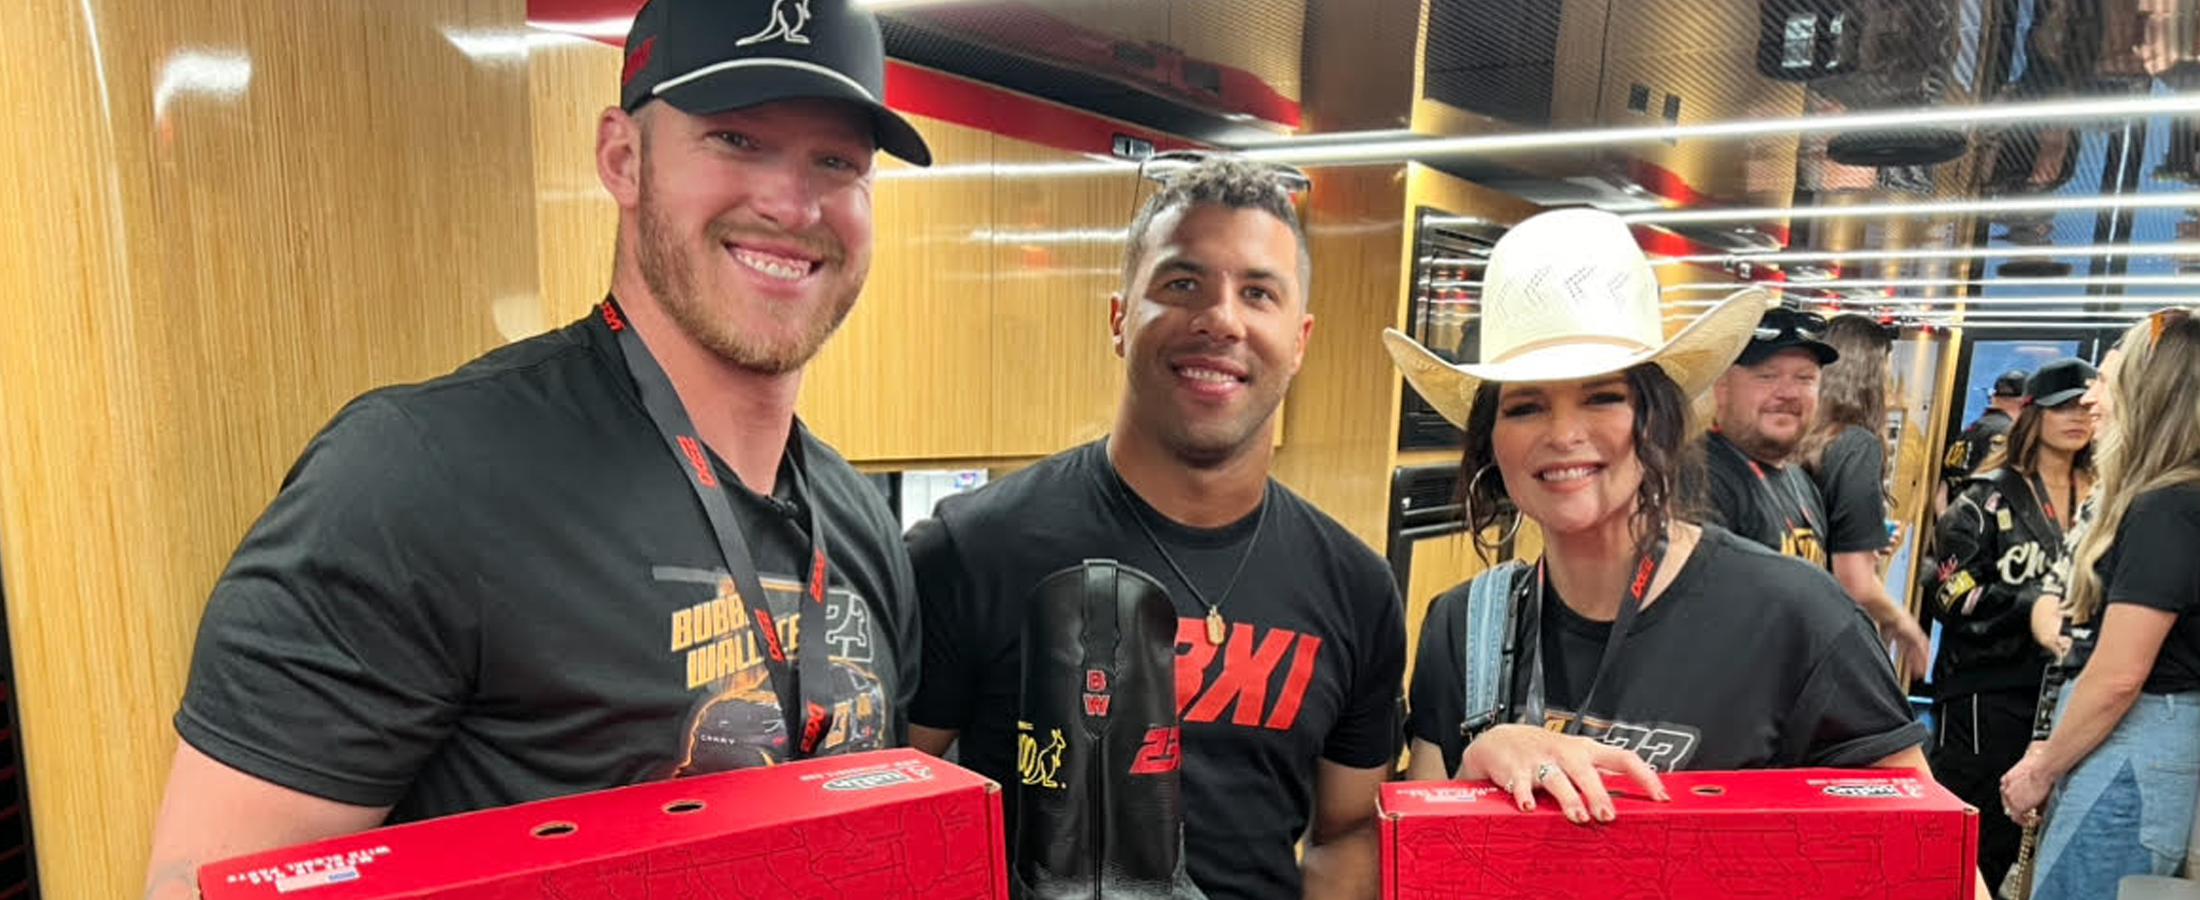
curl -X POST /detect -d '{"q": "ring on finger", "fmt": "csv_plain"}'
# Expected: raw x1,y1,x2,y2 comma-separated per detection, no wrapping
1533,762,1559,784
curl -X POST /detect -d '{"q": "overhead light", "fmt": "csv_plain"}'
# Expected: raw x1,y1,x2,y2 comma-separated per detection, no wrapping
1625,191,2200,226
1233,93,2200,166
1649,241,2200,267
152,50,252,121
1662,294,2195,309
1669,275,2200,291
523,16,631,40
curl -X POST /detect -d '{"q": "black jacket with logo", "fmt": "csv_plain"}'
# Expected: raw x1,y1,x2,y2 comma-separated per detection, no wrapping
1929,468,2061,697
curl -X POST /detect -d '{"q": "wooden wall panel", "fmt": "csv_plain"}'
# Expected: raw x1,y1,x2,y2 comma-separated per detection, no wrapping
986,137,1136,457
0,0,537,896
803,120,999,460
1301,0,1420,133
529,35,621,329
1271,164,1411,551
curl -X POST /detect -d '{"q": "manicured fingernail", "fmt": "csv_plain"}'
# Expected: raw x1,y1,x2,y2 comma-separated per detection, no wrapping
1655,790,1671,802
1596,806,1614,822
1521,799,1535,812
1568,808,1588,824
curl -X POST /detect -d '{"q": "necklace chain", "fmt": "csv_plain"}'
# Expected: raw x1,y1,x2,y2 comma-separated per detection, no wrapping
1108,467,1268,639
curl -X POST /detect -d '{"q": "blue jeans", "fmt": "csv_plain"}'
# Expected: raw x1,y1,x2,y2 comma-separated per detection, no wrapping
2032,688,2200,900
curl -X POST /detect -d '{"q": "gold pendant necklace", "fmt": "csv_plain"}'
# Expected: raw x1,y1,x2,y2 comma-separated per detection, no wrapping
1110,466,1269,648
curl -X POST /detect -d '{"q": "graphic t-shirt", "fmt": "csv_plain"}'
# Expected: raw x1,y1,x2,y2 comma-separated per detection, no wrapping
908,441,1405,900
1407,525,1926,777
176,310,918,822
1704,432,1835,566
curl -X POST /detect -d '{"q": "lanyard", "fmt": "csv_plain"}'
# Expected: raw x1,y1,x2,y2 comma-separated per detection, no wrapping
2026,470,2074,540
1713,433,1823,544
601,298,834,758
1521,534,1669,735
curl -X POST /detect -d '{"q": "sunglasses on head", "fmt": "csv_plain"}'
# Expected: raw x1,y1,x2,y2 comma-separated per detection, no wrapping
1751,309,1827,343
2149,307,2193,347
1137,149,1312,195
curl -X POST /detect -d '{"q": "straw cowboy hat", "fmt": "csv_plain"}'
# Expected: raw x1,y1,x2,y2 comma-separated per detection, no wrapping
1383,207,1772,427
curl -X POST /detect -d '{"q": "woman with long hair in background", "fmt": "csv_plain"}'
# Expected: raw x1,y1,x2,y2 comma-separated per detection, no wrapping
1929,358,2097,890
2002,309,2200,899
1797,316,1931,679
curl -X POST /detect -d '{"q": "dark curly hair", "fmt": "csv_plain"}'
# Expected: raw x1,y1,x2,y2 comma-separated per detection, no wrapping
1456,362,1704,561
1122,156,1311,301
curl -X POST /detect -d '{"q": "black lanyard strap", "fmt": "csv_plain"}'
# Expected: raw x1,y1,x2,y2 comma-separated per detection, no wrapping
602,298,834,758
1522,534,1670,736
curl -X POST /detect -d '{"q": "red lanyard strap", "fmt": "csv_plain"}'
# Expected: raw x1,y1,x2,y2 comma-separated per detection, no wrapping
1716,433,1823,541
602,299,834,759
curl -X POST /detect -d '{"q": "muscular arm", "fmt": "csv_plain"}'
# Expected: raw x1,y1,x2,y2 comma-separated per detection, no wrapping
1300,759,1387,900
143,742,389,900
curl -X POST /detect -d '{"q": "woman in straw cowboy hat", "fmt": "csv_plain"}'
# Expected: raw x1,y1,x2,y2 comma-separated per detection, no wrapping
1393,209,1933,826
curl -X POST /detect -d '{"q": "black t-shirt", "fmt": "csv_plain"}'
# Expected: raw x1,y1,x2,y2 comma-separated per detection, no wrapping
1815,425,1892,555
1407,525,1926,778
1702,432,1836,566
1942,409,2013,486
2103,485,2200,694
908,441,1405,900
175,311,919,822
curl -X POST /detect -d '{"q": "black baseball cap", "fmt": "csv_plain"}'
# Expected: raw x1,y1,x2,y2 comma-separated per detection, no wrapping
1737,307,1841,366
1991,369,2029,397
619,0,933,166
2025,358,2097,408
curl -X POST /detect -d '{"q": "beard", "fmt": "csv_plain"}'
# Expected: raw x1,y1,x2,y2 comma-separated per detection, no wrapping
633,162,863,376
1722,410,1806,463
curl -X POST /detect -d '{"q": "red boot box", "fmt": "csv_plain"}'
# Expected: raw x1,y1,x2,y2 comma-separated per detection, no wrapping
1381,768,1977,899
198,749,1006,900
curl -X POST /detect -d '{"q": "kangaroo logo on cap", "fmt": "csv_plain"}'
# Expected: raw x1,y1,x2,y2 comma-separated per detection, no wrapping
737,0,815,46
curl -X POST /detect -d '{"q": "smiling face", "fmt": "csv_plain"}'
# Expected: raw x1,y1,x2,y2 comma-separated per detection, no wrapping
629,98,877,374
1488,376,1647,539
1111,202,1312,468
1713,348,1822,463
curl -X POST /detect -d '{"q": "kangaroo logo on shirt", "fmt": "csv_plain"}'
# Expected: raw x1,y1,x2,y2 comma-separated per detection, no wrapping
736,0,814,46
1017,720,1068,790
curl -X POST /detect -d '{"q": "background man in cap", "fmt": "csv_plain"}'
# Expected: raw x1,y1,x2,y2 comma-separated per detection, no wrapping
1939,369,2030,516
1704,307,1933,679
906,157,1404,900
142,0,928,894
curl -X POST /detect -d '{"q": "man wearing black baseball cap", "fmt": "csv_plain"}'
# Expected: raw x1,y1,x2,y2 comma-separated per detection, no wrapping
145,1,929,895
1940,368,2031,513
1703,307,1933,677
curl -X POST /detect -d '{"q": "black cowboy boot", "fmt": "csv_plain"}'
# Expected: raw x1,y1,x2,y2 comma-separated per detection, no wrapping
1012,560,1204,900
